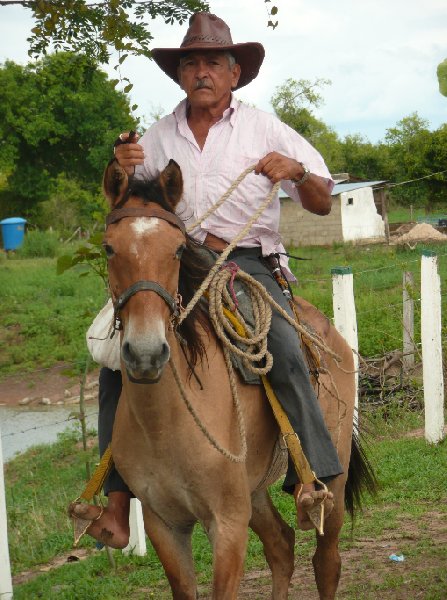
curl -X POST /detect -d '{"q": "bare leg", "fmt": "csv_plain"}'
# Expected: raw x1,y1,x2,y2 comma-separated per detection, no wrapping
294,483,334,531
69,491,131,549
250,489,295,600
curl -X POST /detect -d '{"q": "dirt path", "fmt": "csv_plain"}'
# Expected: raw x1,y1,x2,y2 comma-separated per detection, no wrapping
0,364,100,406
5,367,447,598
12,509,447,598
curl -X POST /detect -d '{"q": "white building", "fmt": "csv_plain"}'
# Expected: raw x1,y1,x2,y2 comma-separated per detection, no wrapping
279,180,388,247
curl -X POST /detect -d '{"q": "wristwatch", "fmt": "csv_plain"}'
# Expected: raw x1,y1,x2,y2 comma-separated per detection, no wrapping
291,162,310,187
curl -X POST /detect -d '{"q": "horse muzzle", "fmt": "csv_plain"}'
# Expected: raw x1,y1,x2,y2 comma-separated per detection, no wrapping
121,337,170,384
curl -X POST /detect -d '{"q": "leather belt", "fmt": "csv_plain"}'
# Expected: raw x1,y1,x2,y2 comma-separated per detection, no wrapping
204,232,229,252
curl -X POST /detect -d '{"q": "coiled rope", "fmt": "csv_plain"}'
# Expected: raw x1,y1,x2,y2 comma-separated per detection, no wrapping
170,165,342,461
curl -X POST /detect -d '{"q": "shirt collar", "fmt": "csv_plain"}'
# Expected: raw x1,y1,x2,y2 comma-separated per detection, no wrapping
173,94,240,127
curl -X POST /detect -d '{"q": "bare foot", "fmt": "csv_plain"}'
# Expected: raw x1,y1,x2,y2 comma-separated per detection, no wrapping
294,483,334,531
68,491,131,549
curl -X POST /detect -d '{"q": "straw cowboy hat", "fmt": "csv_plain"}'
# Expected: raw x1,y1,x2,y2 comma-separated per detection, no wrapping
151,12,265,90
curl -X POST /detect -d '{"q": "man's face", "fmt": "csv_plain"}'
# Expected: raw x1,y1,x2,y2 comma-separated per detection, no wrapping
177,51,241,110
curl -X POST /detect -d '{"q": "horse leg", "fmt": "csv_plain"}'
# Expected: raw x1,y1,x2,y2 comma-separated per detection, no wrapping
207,510,251,600
249,489,295,600
142,507,197,600
312,504,344,600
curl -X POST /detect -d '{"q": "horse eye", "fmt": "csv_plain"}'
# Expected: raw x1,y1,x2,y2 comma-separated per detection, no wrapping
103,243,115,258
175,243,186,260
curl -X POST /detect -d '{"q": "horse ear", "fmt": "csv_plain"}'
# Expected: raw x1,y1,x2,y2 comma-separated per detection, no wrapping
159,160,183,209
102,158,128,208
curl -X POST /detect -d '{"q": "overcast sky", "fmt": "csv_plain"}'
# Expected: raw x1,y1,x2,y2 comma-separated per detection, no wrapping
1,0,446,143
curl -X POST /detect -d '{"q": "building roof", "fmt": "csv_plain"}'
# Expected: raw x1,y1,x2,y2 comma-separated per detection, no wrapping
331,181,387,196
279,180,388,200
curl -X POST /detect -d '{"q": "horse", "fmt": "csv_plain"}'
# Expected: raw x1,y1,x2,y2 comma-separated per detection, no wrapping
102,158,375,599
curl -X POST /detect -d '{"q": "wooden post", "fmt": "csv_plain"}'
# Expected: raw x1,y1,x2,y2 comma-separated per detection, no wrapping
378,188,390,243
331,266,359,411
123,499,146,556
0,424,13,600
421,251,445,444
402,271,415,371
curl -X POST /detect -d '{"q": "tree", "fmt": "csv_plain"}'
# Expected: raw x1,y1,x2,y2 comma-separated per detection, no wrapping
339,134,391,181
1,1,208,62
437,59,447,97
385,113,446,210
0,1,279,80
271,77,344,172
0,52,135,216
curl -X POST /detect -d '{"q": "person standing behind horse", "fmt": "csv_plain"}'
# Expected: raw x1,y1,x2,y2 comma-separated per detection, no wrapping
70,12,343,549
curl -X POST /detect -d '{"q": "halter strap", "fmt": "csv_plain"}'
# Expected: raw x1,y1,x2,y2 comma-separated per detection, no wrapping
106,206,186,234
114,280,179,317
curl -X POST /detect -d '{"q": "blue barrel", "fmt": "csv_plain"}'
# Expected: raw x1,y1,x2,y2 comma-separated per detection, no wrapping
0,217,27,250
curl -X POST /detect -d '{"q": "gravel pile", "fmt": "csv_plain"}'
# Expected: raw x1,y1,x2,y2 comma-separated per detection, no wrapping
394,223,447,243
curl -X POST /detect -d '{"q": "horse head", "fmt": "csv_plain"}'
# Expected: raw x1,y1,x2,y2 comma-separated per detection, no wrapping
102,159,186,383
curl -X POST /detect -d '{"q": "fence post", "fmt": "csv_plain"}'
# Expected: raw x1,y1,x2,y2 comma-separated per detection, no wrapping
402,271,415,371
421,251,445,444
123,498,146,556
0,424,13,600
331,266,359,411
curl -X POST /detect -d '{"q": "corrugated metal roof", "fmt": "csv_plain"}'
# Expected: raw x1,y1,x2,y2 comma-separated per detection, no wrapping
279,180,388,200
331,181,387,195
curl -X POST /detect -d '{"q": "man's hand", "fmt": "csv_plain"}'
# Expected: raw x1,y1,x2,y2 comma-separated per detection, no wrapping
114,131,145,176
255,151,332,215
254,152,303,183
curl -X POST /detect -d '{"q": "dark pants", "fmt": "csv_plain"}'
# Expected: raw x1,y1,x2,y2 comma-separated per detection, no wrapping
98,248,343,495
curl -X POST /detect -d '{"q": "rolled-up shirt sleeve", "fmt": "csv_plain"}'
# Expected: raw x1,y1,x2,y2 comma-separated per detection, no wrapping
269,118,334,203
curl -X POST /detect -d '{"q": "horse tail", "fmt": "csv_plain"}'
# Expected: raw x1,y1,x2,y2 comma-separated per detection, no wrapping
344,428,378,518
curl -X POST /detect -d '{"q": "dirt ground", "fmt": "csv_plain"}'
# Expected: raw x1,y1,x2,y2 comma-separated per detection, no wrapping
0,364,100,407
12,508,447,598
5,366,447,598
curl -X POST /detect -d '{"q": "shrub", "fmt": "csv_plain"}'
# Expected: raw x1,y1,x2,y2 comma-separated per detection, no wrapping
15,229,60,258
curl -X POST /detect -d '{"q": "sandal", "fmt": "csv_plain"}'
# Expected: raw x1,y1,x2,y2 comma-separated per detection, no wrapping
295,481,333,536
68,499,104,547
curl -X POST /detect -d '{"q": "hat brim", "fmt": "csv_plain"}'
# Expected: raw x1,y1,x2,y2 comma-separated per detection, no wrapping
151,42,265,90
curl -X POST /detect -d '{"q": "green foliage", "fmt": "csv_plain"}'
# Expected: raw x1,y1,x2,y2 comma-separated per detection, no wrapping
437,58,447,97
57,232,108,287
0,52,135,217
385,113,447,209
14,229,59,258
36,174,108,235
25,0,209,65
339,133,391,181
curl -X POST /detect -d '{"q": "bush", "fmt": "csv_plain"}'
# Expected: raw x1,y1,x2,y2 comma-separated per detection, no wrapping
15,229,60,258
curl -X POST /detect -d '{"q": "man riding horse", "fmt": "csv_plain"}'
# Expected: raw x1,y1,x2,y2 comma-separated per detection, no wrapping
70,12,343,548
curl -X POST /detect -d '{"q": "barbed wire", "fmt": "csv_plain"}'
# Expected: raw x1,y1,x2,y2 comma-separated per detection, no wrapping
1,411,99,439
297,250,447,283
1,249,445,444
373,168,447,191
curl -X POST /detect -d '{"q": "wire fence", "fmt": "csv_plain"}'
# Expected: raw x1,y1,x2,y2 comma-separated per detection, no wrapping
0,249,445,445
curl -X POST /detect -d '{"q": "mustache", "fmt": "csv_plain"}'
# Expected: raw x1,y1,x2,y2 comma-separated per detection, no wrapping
194,79,212,90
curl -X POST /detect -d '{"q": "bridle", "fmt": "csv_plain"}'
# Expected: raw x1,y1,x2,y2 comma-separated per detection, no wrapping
105,205,186,335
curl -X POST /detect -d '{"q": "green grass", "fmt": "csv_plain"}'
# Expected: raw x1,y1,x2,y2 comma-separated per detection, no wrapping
0,257,105,377
289,242,447,357
1,241,446,379
5,407,447,599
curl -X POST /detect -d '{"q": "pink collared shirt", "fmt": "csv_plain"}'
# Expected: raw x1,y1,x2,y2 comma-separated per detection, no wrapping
137,96,333,279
